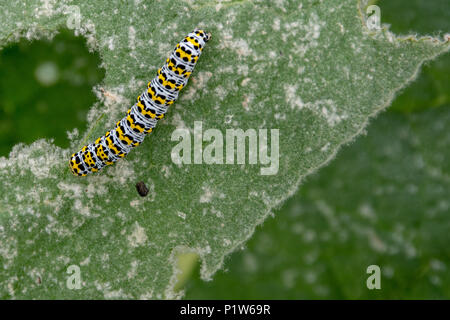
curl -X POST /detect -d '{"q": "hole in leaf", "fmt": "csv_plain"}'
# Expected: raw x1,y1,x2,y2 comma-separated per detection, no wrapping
0,28,105,156
173,252,199,293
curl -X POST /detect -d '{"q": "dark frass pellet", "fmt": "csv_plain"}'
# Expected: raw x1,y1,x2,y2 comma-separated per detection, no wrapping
136,181,149,197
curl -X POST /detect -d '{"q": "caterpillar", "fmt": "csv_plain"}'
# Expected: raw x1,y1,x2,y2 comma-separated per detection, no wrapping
69,29,211,176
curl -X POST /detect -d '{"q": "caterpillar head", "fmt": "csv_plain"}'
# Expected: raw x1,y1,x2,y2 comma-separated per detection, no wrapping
194,29,211,43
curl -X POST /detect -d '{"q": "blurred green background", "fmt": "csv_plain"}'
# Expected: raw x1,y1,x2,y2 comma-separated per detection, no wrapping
0,0,448,299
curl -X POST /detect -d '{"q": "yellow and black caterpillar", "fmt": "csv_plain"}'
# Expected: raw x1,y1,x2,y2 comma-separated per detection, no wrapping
69,29,211,176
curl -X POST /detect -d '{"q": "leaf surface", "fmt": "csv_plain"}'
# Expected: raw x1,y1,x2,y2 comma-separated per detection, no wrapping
0,0,448,298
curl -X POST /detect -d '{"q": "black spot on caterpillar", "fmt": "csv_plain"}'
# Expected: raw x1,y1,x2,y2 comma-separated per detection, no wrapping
136,181,149,197
69,29,211,176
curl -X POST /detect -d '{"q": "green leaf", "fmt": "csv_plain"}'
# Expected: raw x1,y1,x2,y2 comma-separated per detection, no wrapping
0,0,448,298
185,105,450,299
379,0,450,113
185,0,450,299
